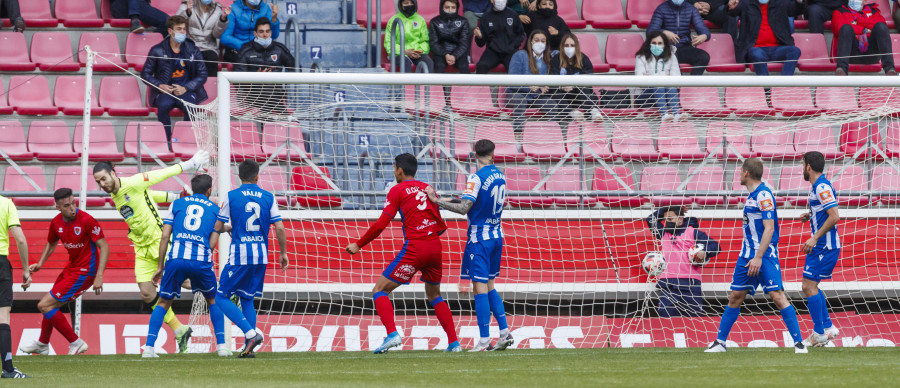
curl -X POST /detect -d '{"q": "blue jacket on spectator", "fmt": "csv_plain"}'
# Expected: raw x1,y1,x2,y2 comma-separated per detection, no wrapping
464,0,492,14
647,0,711,48
141,38,208,107
506,49,548,95
221,0,281,50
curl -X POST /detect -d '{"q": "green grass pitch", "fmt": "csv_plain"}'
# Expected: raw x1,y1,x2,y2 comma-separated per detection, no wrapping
12,348,900,387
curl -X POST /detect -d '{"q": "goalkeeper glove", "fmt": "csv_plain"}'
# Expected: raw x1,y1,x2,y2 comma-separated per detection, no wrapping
180,150,210,173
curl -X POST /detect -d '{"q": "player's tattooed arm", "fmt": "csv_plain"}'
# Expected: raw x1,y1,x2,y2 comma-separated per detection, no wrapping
436,197,475,215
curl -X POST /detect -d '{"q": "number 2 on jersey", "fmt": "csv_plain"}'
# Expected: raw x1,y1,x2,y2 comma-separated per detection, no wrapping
245,202,261,232
490,184,506,215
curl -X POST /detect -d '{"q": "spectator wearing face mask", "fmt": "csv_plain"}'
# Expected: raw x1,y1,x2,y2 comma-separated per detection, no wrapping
647,0,711,75
506,30,554,132
220,0,280,63
832,0,897,75
728,0,804,76
550,34,602,122
430,0,471,74
177,0,231,77
523,0,570,52
634,31,682,122
234,17,297,115
385,0,433,72
474,0,526,73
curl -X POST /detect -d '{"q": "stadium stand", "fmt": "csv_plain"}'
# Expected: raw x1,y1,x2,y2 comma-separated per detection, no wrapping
9,75,57,116
770,87,820,117
0,121,33,160
54,76,102,116
582,0,632,29
0,32,35,71
28,121,79,162
30,31,81,72
53,166,108,207
55,0,105,28
74,121,124,162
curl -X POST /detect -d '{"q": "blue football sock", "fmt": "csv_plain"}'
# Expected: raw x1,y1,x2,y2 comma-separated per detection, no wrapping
487,289,509,331
42,308,59,320
240,296,257,328
806,292,825,335
215,295,254,336
208,303,226,345
146,306,167,347
780,305,803,344
473,293,491,338
716,306,740,342
819,290,834,328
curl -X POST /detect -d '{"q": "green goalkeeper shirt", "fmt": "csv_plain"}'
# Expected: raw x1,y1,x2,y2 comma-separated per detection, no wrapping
110,164,181,248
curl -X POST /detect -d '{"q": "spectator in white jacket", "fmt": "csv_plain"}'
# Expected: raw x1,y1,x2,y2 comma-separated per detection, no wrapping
634,31,682,121
177,0,231,76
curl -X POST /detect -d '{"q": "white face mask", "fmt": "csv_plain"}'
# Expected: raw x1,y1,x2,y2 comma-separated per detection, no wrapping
493,0,507,11
532,42,546,55
564,47,576,58
848,0,863,11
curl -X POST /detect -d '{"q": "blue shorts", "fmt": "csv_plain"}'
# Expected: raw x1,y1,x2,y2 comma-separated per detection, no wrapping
217,263,267,299
731,247,783,296
804,247,840,282
460,239,502,283
159,259,217,300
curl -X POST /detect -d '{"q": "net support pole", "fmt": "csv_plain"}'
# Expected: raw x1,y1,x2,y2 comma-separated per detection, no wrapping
217,75,234,348
74,46,96,336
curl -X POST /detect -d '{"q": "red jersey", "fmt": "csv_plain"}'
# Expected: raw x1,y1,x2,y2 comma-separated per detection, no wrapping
356,180,447,247
47,209,105,276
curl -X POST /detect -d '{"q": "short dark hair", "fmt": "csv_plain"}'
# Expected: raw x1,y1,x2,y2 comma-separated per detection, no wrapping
255,17,271,31
238,160,260,182
394,153,418,177
660,205,684,217
53,188,73,202
802,151,826,173
474,139,495,158
742,157,764,181
166,15,188,30
191,174,213,196
93,161,115,174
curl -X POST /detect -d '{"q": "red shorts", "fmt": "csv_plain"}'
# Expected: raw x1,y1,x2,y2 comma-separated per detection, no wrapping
50,268,95,302
382,238,443,284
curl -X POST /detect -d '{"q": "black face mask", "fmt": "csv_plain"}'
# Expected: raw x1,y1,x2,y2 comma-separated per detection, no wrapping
664,221,679,232
441,10,456,18
536,7,557,17
401,4,416,17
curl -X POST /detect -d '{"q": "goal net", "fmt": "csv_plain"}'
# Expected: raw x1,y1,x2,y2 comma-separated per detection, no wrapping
182,71,900,352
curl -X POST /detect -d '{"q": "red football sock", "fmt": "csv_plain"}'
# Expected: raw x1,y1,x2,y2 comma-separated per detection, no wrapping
38,317,53,344
373,293,397,334
431,298,458,343
47,309,79,343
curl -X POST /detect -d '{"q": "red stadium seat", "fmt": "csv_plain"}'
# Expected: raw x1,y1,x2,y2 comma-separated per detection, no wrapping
416,0,442,20
258,167,292,206
100,76,150,116
0,79,11,115
658,121,705,160
686,166,725,206
124,121,176,161
873,0,895,28
473,121,524,162
0,33,35,71
4,166,52,207
777,166,808,206
152,0,182,16
793,33,836,72
556,0,588,29
262,122,307,160
356,0,394,28
55,0,104,27
872,166,900,204
18,0,58,27
54,166,108,207
611,122,659,160
450,86,501,117
204,78,218,101
0,121,33,160
78,32,128,71
626,0,664,28
751,122,799,159
828,165,869,206
446,122,473,160
592,166,644,207
892,34,900,68
605,34,644,72
30,32,80,72
794,122,841,159
291,166,342,208
770,87,820,117
230,122,268,162
583,0,632,29
565,122,617,161
574,34,611,72
886,122,900,158
729,167,774,205
815,87,858,114
547,167,598,206
858,87,900,110
840,122,882,160
505,167,552,208
170,121,200,159
640,166,691,206
28,121,78,161
706,121,754,160
404,85,447,115
9,75,57,116
724,87,774,116
696,34,746,72
74,121,124,162
680,87,730,117
100,0,130,27
125,32,165,71
54,76,103,116
522,122,566,160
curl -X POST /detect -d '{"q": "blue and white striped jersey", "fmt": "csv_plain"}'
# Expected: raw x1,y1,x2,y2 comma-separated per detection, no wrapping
163,194,219,263
217,183,282,265
809,175,840,249
462,165,505,243
741,184,780,259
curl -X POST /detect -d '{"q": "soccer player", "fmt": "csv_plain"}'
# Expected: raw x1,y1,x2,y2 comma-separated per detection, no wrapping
214,160,289,356
142,175,262,358
93,150,209,353
19,189,109,356
346,153,461,354
798,151,841,347
426,139,513,352
0,195,29,378
706,158,807,353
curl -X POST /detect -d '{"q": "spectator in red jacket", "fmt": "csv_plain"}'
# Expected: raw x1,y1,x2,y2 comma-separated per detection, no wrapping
832,0,896,75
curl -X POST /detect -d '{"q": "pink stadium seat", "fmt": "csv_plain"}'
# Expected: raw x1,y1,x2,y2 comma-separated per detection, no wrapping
505,167,552,208
0,121,33,160
469,40,510,72
728,167,774,206
416,0,442,20
611,122,659,161
0,33,34,71
815,87,858,113
0,79,11,115
828,165,868,206
686,166,725,206
54,76,103,116
473,121,524,162
679,87,730,117
9,75,57,115
450,86,501,117
522,122,566,160
640,166,691,207
626,0,664,28
583,0,632,29
356,0,394,28
30,32,80,72
55,0,104,27
793,33,836,72
724,87,774,116
706,121,755,160
74,121,124,162
892,34,900,67
872,166,900,204
262,122,307,160
152,0,183,16
794,122,841,159
547,167,598,206
430,122,471,160
54,166,108,207
858,87,900,110
592,166,644,207
770,87,820,117
78,33,128,71
404,85,447,115
257,167,292,207
574,34,611,72
18,0,57,27
751,122,799,159
100,0,130,27
4,166,52,207
658,121,705,160
125,33,165,71
605,34,643,72
204,78,218,101
100,76,150,116
565,122,617,161
291,166,342,208
230,122,268,162
556,0,588,29
124,121,176,161
170,121,200,159
840,122,883,160
777,165,808,206
696,34,746,72
28,121,78,161
886,122,900,158
873,0,895,28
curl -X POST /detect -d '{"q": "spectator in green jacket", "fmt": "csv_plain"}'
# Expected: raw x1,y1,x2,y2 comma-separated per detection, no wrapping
385,0,434,72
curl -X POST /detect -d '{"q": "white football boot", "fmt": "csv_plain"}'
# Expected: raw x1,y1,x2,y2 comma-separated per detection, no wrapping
704,340,727,353
19,340,49,355
68,339,88,355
